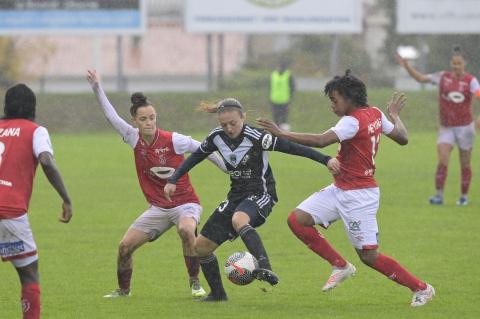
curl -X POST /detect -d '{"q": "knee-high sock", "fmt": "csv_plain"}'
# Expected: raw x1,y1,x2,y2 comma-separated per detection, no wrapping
287,213,346,268
199,254,226,297
371,253,427,292
461,167,472,195
184,255,200,280
435,164,448,191
238,224,271,270
21,283,40,319
117,268,132,291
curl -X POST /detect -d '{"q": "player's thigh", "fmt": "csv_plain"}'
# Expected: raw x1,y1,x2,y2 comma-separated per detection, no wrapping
129,206,174,242
296,184,340,228
455,122,475,151
0,214,38,268
169,203,202,231
338,187,380,250
235,193,274,229
200,199,237,246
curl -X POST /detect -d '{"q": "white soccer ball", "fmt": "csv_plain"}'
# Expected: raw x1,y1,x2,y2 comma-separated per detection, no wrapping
224,251,259,285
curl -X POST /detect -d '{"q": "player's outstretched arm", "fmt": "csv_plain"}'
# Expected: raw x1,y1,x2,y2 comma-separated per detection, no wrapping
256,118,338,148
38,152,72,223
395,53,430,83
386,92,409,146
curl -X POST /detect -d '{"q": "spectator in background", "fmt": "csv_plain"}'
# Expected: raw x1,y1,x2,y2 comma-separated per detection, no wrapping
0,83,73,319
396,46,480,206
270,59,295,131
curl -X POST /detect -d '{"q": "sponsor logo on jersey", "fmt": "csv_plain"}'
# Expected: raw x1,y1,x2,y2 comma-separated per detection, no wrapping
348,221,361,232
0,127,20,137
229,169,252,178
149,166,175,179
447,91,465,103
262,134,273,149
155,147,169,154
0,179,13,187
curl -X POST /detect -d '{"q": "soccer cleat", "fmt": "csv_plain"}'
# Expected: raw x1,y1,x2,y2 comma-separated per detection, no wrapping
429,195,443,205
190,279,207,298
252,268,279,286
411,283,435,307
456,196,468,206
103,289,131,298
197,293,228,302
322,262,356,292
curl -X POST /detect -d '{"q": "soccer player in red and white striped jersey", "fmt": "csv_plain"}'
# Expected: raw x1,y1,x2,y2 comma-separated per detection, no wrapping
0,84,72,319
87,70,226,299
257,70,434,307
396,46,480,206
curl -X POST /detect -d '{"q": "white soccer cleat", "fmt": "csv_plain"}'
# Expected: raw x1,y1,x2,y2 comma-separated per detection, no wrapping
103,289,131,298
190,280,207,298
411,283,435,307
322,262,356,292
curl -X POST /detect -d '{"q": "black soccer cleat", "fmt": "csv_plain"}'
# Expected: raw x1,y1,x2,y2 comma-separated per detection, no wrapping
197,293,228,302
253,268,279,286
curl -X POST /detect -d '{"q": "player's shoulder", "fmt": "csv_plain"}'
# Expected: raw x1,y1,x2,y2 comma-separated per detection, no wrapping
243,124,267,141
206,126,224,138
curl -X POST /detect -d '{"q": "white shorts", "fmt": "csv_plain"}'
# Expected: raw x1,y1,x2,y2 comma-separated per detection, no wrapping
0,214,38,267
297,184,380,250
437,122,476,150
130,203,202,241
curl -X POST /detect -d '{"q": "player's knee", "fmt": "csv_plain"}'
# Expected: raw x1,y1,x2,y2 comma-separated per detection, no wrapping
357,250,377,266
177,225,194,242
288,211,313,227
118,241,133,258
287,212,298,228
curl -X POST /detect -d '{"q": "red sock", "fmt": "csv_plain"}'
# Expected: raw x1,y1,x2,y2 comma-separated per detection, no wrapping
287,213,346,268
21,283,40,319
184,255,200,279
117,268,133,291
461,167,472,195
435,164,447,191
371,253,427,292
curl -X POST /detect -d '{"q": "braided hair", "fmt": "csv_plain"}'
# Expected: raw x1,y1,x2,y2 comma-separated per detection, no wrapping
3,83,36,120
324,69,368,107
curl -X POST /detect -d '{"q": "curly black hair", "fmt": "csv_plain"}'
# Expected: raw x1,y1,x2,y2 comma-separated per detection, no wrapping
324,69,368,107
3,83,36,120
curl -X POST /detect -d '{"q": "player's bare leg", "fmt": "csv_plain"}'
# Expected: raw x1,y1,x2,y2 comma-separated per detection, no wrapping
457,148,472,206
104,228,149,298
195,236,227,302
430,143,453,205
16,261,40,319
356,249,434,306
177,216,206,298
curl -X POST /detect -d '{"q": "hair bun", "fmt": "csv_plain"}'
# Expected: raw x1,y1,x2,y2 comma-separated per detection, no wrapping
345,69,352,77
453,45,462,54
131,92,147,106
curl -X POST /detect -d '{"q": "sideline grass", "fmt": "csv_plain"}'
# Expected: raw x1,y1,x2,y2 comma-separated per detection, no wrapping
1,131,479,318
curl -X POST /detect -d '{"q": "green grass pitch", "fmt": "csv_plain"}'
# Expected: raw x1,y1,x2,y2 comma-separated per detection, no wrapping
1,131,479,318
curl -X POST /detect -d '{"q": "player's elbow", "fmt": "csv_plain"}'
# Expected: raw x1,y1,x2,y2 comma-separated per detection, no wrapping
397,135,409,146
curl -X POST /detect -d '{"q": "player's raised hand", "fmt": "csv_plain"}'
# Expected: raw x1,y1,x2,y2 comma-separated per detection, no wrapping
86,69,99,86
387,92,406,119
327,157,341,175
164,183,176,202
256,118,282,136
58,202,72,223
394,53,407,67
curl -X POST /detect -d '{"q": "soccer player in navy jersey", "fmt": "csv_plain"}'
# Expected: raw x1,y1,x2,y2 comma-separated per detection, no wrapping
257,70,434,307
0,84,72,319
164,98,338,301
396,46,480,206
87,70,227,299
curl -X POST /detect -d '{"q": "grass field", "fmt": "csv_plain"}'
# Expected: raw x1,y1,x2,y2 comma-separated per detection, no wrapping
1,129,480,318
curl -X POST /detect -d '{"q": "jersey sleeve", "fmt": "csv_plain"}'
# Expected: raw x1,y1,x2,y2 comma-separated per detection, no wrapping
33,126,54,158
172,132,198,154
380,111,395,135
330,116,359,142
198,129,220,154
90,82,139,148
470,77,480,94
427,71,443,85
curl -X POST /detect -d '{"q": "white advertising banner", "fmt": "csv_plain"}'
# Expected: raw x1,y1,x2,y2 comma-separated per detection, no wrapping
397,0,480,34
185,0,362,33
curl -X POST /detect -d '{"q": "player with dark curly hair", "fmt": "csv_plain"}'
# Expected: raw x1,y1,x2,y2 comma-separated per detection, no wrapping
87,70,227,299
164,98,338,302
396,46,480,206
1,83,72,319
258,70,435,307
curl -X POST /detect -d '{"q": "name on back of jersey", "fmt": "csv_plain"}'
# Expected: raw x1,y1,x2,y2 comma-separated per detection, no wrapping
367,118,381,134
0,127,20,137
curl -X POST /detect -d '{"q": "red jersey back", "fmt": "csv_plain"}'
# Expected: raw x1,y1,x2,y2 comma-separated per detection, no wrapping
334,107,382,190
438,71,474,126
134,129,199,208
0,119,39,219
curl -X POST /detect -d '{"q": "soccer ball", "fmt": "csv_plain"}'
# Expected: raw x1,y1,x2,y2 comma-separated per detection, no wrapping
224,252,259,285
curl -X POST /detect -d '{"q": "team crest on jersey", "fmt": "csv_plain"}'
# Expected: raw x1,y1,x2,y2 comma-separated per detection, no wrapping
262,134,273,150
158,155,167,165
230,154,237,164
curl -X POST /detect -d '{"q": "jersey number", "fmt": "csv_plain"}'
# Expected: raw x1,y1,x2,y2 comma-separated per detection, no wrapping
370,134,380,165
0,141,5,168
